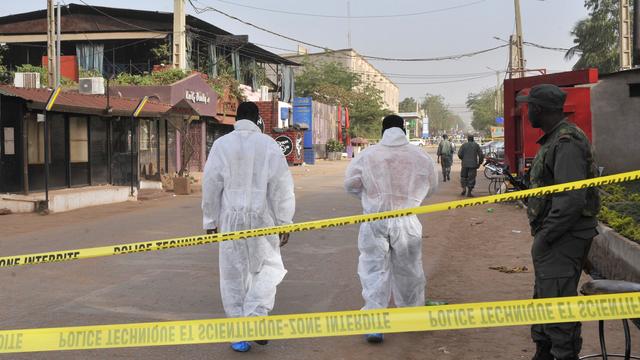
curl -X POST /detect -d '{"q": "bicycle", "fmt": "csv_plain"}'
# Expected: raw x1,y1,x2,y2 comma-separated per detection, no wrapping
483,158,528,195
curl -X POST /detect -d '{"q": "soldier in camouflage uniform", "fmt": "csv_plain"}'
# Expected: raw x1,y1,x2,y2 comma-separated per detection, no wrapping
517,84,600,360
437,134,455,182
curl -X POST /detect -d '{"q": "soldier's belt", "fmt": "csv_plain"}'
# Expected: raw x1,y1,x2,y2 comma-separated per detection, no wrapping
2,170,638,269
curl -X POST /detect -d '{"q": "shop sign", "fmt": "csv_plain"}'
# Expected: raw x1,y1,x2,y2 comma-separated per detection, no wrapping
275,135,293,156
185,90,210,104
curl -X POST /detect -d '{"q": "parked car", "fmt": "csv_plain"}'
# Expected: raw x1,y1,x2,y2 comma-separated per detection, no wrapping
481,140,504,159
409,138,425,147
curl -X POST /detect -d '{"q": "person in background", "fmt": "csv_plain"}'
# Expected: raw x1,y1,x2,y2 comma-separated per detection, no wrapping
457,134,484,197
437,134,455,182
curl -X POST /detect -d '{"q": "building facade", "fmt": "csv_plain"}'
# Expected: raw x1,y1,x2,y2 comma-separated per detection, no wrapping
589,68,640,174
283,49,399,113
0,85,176,195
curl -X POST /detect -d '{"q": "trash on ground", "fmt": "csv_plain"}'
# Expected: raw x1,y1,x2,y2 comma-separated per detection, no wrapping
487,208,495,213
511,230,522,234
425,299,449,306
489,265,529,273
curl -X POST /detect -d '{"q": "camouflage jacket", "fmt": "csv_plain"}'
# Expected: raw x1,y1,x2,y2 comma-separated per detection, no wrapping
527,120,600,241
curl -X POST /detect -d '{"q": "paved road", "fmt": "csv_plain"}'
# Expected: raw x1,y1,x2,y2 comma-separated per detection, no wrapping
0,150,636,359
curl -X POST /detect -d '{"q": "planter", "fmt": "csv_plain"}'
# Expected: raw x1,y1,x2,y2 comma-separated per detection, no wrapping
173,176,191,195
587,223,640,282
327,152,342,161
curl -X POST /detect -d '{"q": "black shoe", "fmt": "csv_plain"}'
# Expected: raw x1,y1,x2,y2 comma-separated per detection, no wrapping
461,189,467,196
467,188,474,197
255,340,269,345
531,342,553,360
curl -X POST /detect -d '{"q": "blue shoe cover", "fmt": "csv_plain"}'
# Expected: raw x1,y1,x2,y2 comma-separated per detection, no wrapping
231,341,251,352
365,333,384,343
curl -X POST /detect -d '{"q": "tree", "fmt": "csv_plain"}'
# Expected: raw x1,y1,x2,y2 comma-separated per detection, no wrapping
566,0,632,74
399,97,418,112
467,88,501,133
421,94,459,134
296,59,389,138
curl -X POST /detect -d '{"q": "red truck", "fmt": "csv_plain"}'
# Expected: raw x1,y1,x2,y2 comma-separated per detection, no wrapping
503,68,599,176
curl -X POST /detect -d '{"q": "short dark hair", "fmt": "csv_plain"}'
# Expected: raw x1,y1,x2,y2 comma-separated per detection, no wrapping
467,134,474,141
236,102,260,122
442,134,448,139
382,115,406,135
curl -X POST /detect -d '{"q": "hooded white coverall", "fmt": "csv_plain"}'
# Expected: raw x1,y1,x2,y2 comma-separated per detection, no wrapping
202,120,295,318
345,127,438,310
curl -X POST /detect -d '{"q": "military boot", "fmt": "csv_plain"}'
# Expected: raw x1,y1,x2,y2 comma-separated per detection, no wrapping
466,188,474,197
461,188,467,196
531,342,553,360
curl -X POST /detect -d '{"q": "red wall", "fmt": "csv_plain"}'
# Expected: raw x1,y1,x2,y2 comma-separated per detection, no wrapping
41,55,78,82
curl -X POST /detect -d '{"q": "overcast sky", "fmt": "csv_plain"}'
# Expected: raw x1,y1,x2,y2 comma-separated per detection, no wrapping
5,0,590,120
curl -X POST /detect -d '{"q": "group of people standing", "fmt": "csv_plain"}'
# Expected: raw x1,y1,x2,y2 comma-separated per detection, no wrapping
202,83,599,360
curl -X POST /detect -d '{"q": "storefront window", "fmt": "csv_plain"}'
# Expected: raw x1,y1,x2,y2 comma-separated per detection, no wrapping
140,120,150,151
27,116,45,164
69,117,88,163
3,127,15,155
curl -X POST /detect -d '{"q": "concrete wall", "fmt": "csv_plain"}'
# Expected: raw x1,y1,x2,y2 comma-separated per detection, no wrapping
590,71,640,174
0,186,135,213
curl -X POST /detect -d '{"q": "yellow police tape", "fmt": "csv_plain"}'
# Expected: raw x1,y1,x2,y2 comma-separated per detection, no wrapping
1,170,639,268
1,293,639,353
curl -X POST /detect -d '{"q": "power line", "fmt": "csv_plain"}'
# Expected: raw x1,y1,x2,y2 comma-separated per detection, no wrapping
363,45,508,62
493,36,575,53
201,0,487,19
367,74,495,85
188,1,510,62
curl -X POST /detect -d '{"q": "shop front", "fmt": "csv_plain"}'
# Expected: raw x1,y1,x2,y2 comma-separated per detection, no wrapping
0,85,172,212
112,73,224,173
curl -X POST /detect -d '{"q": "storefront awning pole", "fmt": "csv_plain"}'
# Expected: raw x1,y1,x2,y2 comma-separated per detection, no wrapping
43,87,61,209
131,96,149,197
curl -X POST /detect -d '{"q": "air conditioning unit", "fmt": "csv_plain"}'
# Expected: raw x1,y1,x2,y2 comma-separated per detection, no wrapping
13,72,40,88
260,85,269,101
79,77,105,95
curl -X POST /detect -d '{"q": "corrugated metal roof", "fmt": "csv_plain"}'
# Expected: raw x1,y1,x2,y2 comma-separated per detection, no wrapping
0,85,172,117
0,3,297,66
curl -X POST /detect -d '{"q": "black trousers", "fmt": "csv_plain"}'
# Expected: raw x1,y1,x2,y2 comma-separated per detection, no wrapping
460,166,477,189
531,229,596,359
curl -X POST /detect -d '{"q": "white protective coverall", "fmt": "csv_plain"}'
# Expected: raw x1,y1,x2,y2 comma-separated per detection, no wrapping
202,119,295,318
345,127,438,310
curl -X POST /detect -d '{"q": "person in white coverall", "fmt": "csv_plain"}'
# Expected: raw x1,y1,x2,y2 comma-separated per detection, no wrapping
202,102,295,353
344,115,438,344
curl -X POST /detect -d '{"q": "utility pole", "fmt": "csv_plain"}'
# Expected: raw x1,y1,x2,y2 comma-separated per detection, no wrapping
619,0,632,70
487,67,502,116
347,1,352,49
56,1,61,88
46,0,57,87
510,0,525,78
634,0,639,67
173,0,187,69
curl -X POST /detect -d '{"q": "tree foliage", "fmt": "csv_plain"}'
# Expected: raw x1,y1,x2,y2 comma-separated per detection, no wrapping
420,94,462,134
566,0,632,74
399,97,418,112
467,88,501,133
295,59,389,138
